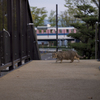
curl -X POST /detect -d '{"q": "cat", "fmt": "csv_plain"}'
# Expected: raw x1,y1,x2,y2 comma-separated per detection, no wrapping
52,50,84,63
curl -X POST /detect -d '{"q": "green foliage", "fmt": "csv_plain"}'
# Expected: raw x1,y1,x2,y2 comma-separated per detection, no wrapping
67,3,98,59
91,0,99,8
59,11,77,27
31,7,48,27
48,10,56,26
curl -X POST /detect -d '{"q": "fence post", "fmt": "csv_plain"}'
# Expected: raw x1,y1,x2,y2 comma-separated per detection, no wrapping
98,0,100,61
25,0,30,62
0,31,1,75
0,52,1,76
7,0,14,70
16,0,23,66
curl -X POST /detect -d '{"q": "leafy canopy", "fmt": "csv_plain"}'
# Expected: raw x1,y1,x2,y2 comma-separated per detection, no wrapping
67,3,98,59
31,7,47,27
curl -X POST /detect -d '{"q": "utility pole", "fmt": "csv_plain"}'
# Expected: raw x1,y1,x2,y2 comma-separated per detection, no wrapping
56,4,58,52
95,22,98,59
98,0,100,61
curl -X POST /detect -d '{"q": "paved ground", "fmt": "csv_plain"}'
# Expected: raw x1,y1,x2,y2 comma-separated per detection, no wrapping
41,53,55,60
0,60,100,100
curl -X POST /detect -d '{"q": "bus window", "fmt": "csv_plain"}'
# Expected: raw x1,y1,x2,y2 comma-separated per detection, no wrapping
60,30,62,33
71,29,74,33
50,30,52,33
67,29,69,33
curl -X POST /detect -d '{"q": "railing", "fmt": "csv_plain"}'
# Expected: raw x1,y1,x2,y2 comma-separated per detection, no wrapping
0,0,40,76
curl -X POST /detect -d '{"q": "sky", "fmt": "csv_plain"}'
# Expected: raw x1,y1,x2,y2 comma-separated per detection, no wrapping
28,0,67,17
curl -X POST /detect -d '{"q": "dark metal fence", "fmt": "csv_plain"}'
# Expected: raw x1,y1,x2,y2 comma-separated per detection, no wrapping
0,0,40,74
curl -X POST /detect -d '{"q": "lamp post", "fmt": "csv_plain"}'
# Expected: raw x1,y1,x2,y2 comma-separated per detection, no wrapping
95,22,98,59
56,4,58,52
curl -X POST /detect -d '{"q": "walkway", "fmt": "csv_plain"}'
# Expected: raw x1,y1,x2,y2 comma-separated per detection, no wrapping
0,60,100,100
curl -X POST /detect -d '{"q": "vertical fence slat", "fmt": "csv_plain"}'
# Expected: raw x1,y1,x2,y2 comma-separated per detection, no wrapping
7,0,14,70
0,35,1,75
1,0,5,65
16,0,23,65
25,0,29,62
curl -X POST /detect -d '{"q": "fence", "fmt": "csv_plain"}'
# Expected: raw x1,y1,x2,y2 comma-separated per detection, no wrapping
0,0,40,74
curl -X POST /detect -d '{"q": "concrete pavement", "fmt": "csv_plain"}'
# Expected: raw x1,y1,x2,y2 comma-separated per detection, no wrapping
0,60,100,100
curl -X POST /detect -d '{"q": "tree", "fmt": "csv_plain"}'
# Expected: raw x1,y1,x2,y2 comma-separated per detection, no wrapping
57,0,85,27
31,7,48,27
48,10,56,27
59,11,79,27
91,0,99,8
67,4,98,59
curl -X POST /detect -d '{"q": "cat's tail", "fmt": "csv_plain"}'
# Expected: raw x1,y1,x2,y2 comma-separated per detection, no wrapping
76,53,85,59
